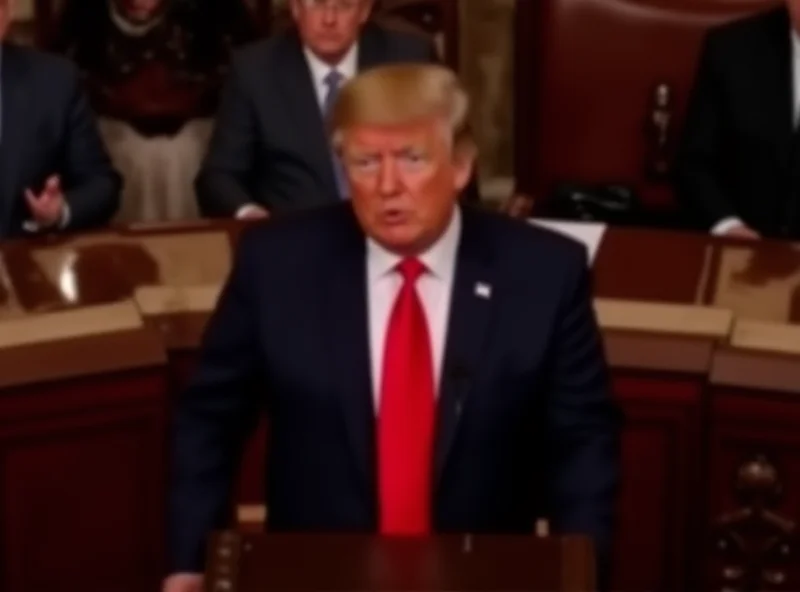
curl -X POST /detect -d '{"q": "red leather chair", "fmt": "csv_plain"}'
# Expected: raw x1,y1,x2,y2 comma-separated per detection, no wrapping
514,0,780,222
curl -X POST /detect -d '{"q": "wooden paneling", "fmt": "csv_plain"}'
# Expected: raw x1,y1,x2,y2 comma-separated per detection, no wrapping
610,373,704,592
705,390,800,591
0,370,168,592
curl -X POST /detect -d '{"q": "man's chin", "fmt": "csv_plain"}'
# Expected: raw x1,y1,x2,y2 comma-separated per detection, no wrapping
373,229,427,255
310,40,352,62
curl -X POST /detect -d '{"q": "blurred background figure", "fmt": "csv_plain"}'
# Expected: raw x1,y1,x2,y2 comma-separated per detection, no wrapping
0,0,121,239
675,0,800,241
51,0,259,223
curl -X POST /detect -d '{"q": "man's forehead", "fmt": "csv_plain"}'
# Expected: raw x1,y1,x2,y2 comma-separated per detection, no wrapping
344,120,440,147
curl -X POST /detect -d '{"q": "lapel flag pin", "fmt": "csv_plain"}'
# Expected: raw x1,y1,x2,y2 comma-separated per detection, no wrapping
474,282,492,299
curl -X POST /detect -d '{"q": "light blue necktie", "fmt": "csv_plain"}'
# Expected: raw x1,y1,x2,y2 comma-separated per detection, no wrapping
322,70,349,199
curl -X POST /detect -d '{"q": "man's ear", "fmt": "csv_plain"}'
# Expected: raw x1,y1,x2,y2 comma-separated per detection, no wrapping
452,146,477,192
359,0,375,24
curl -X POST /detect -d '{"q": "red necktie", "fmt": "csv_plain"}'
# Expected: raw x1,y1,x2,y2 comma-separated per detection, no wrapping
377,257,435,535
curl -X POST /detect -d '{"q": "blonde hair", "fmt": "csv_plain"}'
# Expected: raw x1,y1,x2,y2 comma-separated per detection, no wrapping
329,63,475,158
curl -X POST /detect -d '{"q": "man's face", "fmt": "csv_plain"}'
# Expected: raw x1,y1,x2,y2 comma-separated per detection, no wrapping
290,0,371,64
342,118,474,255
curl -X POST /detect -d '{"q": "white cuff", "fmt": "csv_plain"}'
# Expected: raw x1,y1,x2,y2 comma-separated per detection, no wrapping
710,216,743,236
235,203,264,219
21,203,71,233
59,203,71,229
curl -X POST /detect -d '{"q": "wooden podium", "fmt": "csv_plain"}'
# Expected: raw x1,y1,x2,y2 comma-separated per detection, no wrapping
204,532,596,591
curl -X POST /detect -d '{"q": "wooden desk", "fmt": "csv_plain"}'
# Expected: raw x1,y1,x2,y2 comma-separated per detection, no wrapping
707,239,800,325
2,223,797,324
2,222,800,592
205,533,596,592
593,227,712,304
0,301,168,592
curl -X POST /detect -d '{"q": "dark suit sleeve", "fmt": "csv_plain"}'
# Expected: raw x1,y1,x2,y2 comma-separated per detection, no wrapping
168,230,265,572
674,34,738,228
61,65,121,229
195,58,259,217
545,247,621,587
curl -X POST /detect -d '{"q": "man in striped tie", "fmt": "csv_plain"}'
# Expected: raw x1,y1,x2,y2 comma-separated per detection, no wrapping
165,63,621,592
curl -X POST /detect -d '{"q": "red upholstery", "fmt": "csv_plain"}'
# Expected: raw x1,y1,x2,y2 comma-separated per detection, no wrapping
514,0,780,215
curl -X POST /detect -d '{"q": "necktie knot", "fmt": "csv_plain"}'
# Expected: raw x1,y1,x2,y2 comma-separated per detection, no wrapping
397,258,426,283
324,69,344,92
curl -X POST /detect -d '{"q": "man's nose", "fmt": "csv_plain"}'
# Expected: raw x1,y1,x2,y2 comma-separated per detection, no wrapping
321,5,339,26
378,159,402,197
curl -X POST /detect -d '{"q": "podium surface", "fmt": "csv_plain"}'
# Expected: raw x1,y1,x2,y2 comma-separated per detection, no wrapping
205,532,595,591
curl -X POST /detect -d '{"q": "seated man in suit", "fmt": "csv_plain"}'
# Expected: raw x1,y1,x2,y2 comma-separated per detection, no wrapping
675,1,800,240
166,63,621,592
0,1,121,239
195,0,478,220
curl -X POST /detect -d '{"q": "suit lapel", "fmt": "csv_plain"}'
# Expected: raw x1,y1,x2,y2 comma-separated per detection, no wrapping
276,31,339,200
434,207,496,489
0,46,30,237
323,206,375,507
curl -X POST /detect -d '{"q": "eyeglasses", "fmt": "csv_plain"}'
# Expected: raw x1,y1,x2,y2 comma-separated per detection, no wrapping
301,0,362,12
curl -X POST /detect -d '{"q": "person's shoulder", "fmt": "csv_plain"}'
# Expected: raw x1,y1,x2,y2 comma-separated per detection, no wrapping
229,31,295,73
706,6,786,49
236,203,360,261
467,207,588,269
3,44,79,85
361,21,435,61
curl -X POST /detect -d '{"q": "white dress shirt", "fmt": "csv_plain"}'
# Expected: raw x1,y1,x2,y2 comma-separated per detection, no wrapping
711,27,800,235
235,44,359,219
367,207,461,407
302,43,359,109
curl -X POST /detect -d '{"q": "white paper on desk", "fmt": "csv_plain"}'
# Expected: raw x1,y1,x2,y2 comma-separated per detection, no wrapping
528,218,607,264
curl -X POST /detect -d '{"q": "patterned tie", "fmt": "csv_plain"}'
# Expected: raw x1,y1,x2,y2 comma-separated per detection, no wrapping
322,69,349,199
377,258,435,535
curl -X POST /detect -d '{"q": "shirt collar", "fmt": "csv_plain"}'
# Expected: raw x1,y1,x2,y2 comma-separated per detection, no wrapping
367,206,462,283
791,27,800,57
303,42,359,87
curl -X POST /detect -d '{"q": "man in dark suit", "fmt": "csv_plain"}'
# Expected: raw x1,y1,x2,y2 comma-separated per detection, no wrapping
195,0,478,220
675,2,800,240
0,2,121,239
166,63,620,592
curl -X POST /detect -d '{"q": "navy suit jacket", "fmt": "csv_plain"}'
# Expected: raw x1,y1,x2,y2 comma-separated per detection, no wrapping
0,44,121,239
168,203,621,578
